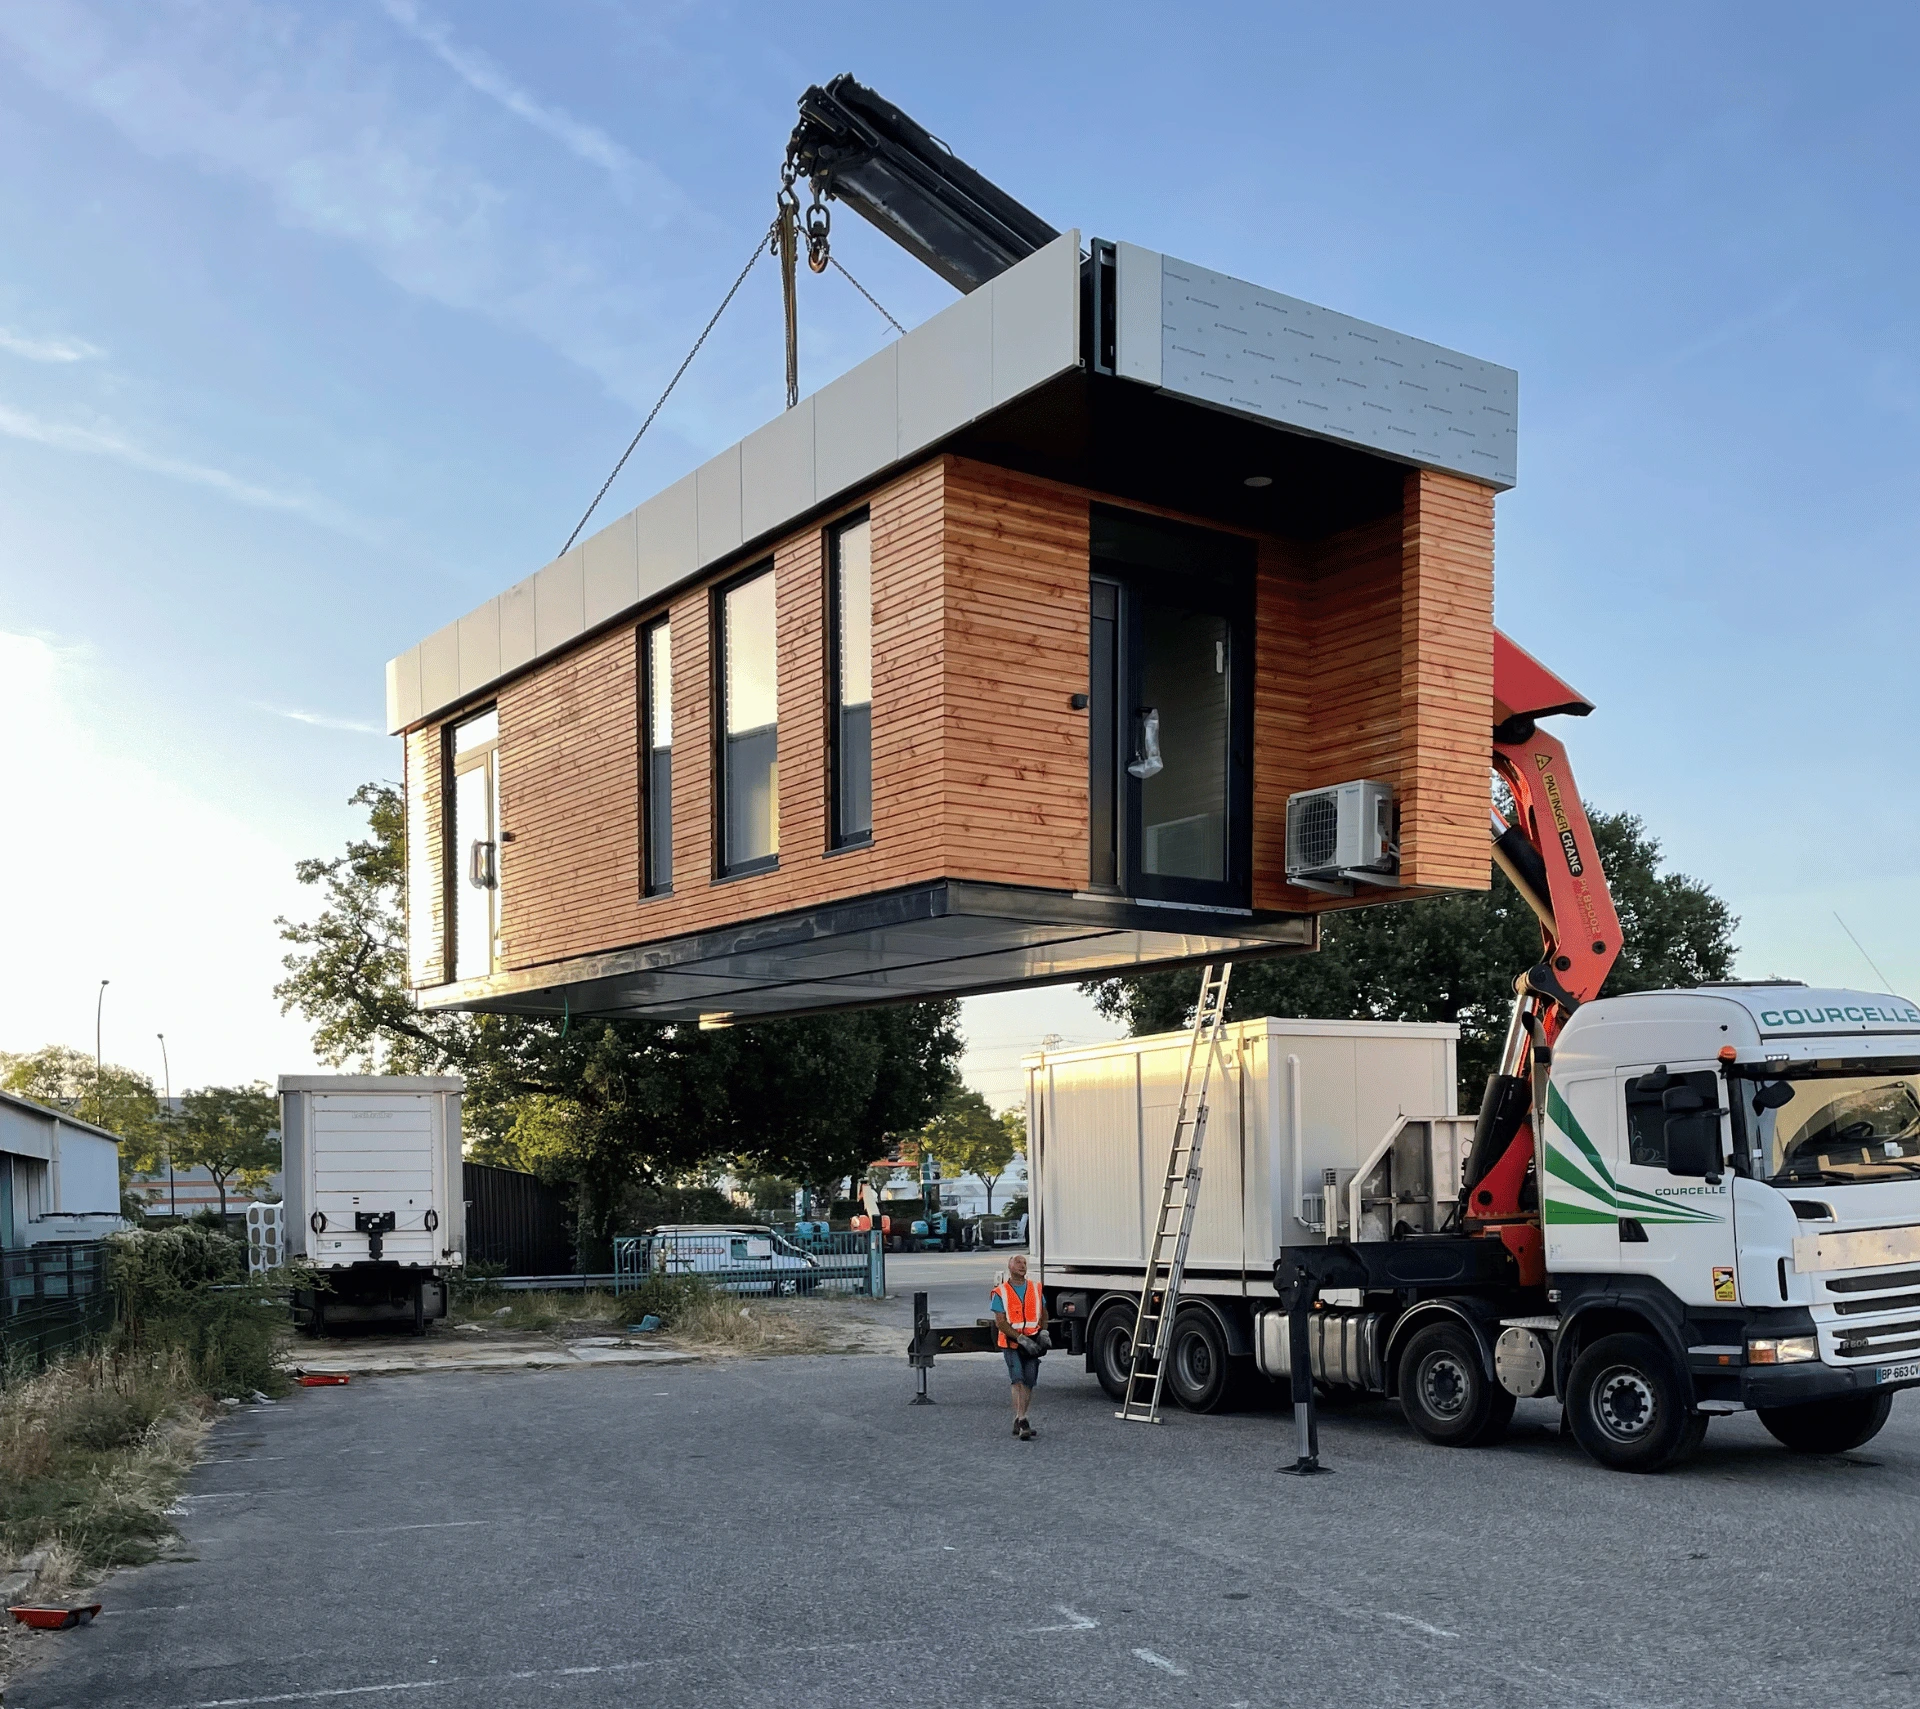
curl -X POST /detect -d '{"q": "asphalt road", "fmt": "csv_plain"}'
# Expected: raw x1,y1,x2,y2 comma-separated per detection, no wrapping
882,1246,1024,1328
15,1344,1920,1709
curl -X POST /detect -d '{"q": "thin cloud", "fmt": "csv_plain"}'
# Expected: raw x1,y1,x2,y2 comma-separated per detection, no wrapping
0,327,104,362
378,0,652,192
256,703,385,735
0,400,311,510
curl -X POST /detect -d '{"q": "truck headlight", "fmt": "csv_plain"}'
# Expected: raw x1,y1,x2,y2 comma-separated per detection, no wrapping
1748,1336,1818,1365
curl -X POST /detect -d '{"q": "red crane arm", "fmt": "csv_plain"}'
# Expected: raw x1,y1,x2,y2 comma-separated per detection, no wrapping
1457,633,1624,1280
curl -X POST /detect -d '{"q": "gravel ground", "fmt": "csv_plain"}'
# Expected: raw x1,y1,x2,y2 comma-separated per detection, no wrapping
10,1338,1920,1709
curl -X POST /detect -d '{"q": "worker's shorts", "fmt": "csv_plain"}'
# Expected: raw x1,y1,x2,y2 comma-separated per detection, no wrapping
1003,1347,1040,1387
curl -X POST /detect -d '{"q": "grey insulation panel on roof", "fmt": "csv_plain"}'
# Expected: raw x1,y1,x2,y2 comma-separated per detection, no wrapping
1115,242,1517,490
387,229,1083,733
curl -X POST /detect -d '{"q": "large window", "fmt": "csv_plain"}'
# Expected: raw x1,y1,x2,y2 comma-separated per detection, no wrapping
830,514,873,846
719,567,778,875
448,707,500,981
642,618,672,893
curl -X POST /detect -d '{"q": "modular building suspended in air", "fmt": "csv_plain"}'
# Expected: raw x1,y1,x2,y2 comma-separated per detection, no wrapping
385,77,1515,1026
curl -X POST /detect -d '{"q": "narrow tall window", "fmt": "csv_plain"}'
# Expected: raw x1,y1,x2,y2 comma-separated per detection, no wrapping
643,618,672,893
449,707,500,981
720,567,778,874
830,514,873,846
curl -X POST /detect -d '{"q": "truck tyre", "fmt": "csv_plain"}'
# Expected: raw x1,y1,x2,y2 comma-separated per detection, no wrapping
1089,1304,1137,1403
1567,1332,1701,1472
1398,1322,1514,1446
1757,1391,1893,1454
1166,1310,1233,1413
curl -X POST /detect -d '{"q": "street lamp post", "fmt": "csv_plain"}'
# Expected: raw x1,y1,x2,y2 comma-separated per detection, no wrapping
94,979,110,1128
158,1032,175,1221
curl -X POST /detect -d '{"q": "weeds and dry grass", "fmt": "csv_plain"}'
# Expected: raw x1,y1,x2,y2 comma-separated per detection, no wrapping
660,1292,892,1357
447,1288,627,1336
0,1347,210,1579
0,1346,213,1683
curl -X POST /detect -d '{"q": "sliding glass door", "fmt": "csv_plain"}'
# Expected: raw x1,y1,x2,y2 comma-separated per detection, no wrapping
1089,506,1253,910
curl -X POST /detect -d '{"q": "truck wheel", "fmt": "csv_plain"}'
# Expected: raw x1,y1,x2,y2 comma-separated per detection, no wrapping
1089,1305,1137,1403
1757,1391,1893,1454
1167,1311,1233,1414
1567,1333,1700,1472
1398,1323,1514,1446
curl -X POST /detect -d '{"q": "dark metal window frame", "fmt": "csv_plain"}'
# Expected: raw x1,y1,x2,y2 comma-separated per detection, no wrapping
712,560,780,880
827,508,875,852
640,615,673,896
1089,504,1256,912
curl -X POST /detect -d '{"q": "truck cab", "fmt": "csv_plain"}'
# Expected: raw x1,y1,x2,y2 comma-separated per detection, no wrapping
1527,982,1920,1462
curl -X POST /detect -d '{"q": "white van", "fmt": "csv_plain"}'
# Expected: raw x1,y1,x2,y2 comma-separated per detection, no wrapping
645,1224,820,1294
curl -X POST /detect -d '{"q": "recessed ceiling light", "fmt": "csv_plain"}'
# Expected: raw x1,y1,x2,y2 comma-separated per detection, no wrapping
1243,475,1272,488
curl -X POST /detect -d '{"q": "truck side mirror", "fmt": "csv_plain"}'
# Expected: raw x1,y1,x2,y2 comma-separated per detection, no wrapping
1753,1080,1795,1113
1665,1113,1724,1181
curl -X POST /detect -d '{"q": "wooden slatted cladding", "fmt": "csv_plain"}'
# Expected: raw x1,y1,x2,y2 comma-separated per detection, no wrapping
1251,467,1495,913
412,450,1495,988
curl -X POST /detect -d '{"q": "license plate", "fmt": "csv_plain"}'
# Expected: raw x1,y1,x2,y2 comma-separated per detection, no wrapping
1875,1360,1920,1386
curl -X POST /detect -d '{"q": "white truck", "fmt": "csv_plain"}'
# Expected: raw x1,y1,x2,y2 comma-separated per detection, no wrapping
277,1075,466,1333
1028,989,1920,1470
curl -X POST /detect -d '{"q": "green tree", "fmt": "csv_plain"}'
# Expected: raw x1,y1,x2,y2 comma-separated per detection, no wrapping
167,1083,282,1221
917,1089,1025,1214
0,1045,166,1173
1085,807,1737,1101
278,784,963,1264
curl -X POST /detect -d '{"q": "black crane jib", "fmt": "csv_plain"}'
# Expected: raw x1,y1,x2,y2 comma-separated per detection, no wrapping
785,74,1059,294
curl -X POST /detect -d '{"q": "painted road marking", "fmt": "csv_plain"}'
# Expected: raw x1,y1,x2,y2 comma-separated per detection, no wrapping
325,1521,491,1536
1133,1648,1187,1676
1375,1611,1459,1640
1029,1605,1099,1633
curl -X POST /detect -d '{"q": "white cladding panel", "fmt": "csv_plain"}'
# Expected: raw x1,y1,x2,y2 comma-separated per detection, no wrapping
1031,1019,1457,1286
52,1131,121,1214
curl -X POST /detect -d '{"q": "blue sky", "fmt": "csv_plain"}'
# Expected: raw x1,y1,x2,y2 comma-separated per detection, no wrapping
2,1,1916,1106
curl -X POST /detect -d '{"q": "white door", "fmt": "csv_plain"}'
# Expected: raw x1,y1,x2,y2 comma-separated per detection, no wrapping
451,710,500,982
1612,1064,1738,1307
309,1096,444,1268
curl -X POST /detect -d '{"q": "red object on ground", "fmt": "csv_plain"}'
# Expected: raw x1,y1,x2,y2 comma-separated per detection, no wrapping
296,1373,351,1386
8,1605,102,1630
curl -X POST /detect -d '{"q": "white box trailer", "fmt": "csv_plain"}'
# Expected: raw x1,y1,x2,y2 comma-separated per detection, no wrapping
277,1075,465,1332
1025,1017,1462,1409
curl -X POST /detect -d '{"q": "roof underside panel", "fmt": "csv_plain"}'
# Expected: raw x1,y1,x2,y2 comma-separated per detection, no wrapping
418,882,1317,1025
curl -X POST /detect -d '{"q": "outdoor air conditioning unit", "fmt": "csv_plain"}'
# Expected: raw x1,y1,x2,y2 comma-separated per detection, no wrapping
1285,779,1398,895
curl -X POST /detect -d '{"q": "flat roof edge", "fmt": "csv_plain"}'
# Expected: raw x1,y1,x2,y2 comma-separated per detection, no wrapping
388,230,1085,733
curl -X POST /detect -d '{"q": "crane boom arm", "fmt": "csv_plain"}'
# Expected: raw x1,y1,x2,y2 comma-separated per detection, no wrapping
784,74,1059,293
1459,633,1624,1273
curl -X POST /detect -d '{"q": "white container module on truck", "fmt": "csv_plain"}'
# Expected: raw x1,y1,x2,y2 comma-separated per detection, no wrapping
1027,1017,1469,1411
1023,987,1920,1469
277,1075,466,1333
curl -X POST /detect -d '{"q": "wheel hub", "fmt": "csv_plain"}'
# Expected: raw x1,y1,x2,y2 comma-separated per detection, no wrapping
1421,1353,1469,1418
1594,1367,1658,1440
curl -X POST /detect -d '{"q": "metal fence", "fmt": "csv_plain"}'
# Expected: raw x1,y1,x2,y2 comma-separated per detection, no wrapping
2,1241,114,1373
464,1162,574,1275
613,1228,885,1298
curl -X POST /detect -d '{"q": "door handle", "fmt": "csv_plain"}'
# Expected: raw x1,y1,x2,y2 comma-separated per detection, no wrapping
468,839,498,888
1127,707,1163,779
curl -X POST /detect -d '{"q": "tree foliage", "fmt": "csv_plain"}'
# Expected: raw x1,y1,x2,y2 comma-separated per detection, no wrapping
915,1088,1025,1214
1086,808,1737,1098
277,784,963,1263
165,1084,281,1220
0,1045,165,1172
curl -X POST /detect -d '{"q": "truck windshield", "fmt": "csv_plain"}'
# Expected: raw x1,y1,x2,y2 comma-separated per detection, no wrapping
1748,1064,1920,1185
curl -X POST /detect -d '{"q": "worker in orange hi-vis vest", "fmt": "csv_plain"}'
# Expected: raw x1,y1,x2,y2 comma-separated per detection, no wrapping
990,1252,1047,1440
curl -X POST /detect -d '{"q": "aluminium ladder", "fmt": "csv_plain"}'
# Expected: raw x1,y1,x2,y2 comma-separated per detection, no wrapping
1117,962,1233,1423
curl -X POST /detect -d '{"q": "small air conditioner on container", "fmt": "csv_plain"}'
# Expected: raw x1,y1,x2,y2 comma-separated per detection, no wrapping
1285,779,1398,894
